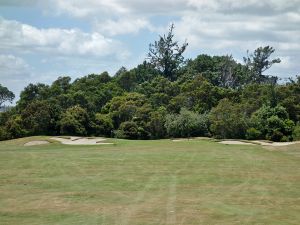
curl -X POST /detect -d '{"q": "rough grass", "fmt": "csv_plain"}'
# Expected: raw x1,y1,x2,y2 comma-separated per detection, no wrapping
0,137,299,225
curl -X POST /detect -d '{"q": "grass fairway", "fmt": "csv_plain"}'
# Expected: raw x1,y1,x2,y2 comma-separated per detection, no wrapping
0,137,299,225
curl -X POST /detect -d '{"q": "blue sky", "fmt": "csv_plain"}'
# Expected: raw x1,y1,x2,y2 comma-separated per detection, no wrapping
1,0,299,101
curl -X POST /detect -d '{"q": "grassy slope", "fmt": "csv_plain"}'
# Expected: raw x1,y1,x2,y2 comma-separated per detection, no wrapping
0,137,299,225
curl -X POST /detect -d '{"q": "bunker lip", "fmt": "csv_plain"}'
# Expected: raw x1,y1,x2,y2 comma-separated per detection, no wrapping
24,141,50,146
251,140,300,146
50,137,113,145
219,140,254,145
219,140,300,146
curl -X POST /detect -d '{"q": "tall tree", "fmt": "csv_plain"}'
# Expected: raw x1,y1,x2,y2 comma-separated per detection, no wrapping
0,84,15,107
148,23,188,81
243,46,281,83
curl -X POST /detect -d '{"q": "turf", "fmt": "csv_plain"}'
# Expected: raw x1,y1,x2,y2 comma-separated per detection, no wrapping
0,137,299,225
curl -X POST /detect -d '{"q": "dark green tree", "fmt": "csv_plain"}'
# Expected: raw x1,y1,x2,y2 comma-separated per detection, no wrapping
60,105,89,136
148,24,188,81
115,121,141,139
92,113,113,137
165,108,209,138
209,99,249,139
243,46,281,83
18,83,50,109
0,84,15,107
249,105,294,141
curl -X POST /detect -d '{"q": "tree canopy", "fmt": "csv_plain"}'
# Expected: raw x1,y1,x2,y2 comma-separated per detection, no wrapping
148,24,188,81
244,46,281,83
0,84,15,107
0,25,299,142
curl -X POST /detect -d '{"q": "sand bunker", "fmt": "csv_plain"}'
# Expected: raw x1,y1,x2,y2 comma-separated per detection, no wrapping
219,140,300,146
172,139,190,142
251,140,300,146
51,137,113,145
219,140,254,145
24,141,50,146
172,137,211,142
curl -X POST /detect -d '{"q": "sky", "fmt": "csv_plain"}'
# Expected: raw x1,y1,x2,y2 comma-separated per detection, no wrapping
0,0,300,102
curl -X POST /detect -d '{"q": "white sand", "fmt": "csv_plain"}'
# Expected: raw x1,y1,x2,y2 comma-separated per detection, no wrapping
24,141,50,146
251,140,300,146
219,140,300,146
172,139,190,142
51,136,113,145
219,140,254,145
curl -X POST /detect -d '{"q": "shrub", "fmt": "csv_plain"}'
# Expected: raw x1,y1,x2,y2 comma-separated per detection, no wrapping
246,127,262,140
148,107,167,139
266,130,284,142
116,121,141,139
93,113,113,137
209,99,249,139
5,115,27,139
165,108,209,138
292,124,300,141
250,105,295,141
0,126,7,141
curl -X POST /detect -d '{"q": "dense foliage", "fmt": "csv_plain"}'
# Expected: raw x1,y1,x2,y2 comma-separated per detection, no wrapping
0,84,15,107
0,25,299,141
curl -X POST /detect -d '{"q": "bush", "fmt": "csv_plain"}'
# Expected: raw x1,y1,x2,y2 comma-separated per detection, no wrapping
114,129,126,139
265,117,294,142
0,126,7,141
5,115,27,139
92,113,113,137
116,121,141,139
292,124,300,141
148,107,167,139
250,105,295,141
209,99,249,139
165,108,209,138
266,130,284,142
246,127,262,140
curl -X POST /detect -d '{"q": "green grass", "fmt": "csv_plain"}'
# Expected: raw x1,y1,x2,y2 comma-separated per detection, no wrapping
0,137,299,225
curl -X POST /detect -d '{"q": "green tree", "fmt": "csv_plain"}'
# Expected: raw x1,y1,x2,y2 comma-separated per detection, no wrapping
249,105,294,141
244,46,281,83
60,105,89,136
92,113,113,137
186,54,250,88
50,76,71,96
292,123,300,141
148,24,188,81
165,108,209,138
115,121,142,139
18,83,50,109
21,100,61,135
148,107,167,139
103,93,147,128
5,115,27,139
0,84,15,107
131,61,160,84
209,99,249,139
116,71,137,91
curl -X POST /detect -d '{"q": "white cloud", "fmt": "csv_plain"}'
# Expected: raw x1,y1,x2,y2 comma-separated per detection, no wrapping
95,17,151,36
0,54,30,79
1,0,299,85
47,0,300,17
49,0,129,18
0,18,129,58
0,55,33,101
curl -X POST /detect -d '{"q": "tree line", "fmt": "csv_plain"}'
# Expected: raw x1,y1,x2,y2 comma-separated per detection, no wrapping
0,24,299,141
